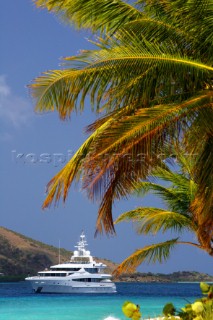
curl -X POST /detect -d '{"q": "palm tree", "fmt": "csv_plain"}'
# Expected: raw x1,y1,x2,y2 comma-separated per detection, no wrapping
32,1,213,242
114,151,212,276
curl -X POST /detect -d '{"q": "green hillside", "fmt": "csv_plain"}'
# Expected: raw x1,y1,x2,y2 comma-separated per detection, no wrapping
0,226,71,276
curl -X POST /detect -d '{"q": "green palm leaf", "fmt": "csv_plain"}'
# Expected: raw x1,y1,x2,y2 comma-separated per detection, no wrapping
115,208,196,234
114,237,202,275
81,94,212,161
34,0,142,34
31,28,213,118
114,239,179,275
132,164,197,214
136,0,213,64
113,146,212,270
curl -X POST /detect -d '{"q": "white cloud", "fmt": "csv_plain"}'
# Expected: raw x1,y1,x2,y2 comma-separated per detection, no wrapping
0,76,11,96
0,75,33,127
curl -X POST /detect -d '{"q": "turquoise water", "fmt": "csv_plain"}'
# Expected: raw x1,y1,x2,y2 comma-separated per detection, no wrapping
0,282,202,320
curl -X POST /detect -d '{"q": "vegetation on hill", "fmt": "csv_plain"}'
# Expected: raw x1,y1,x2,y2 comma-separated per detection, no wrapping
0,226,71,276
116,271,213,283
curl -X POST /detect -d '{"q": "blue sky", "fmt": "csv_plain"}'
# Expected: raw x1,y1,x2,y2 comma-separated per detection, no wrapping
0,1,212,275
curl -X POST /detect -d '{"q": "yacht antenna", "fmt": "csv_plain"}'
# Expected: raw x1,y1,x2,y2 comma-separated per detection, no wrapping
59,239,61,264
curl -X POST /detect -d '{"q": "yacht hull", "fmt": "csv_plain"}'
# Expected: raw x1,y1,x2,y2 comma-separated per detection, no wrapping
26,279,116,294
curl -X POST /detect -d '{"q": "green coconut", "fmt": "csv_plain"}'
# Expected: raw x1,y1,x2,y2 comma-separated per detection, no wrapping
200,282,210,294
163,303,176,316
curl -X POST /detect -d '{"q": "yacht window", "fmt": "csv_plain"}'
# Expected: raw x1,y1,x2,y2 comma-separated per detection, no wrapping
85,268,98,273
51,268,80,272
39,273,66,277
72,278,101,282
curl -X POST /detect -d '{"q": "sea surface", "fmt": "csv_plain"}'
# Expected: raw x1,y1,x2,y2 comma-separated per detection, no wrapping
0,282,203,320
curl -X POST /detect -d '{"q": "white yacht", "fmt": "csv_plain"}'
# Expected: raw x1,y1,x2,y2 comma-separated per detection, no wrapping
25,232,116,293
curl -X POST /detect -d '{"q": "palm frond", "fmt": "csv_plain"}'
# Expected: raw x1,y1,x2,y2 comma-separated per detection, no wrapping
115,208,195,234
133,181,157,197
34,0,142,34
88,152,162,234
94,164,135,234
42,106,123,207
114,238,179,276
117,17,191,50
43,94,211,234
30,29,213,118
133,180,192,214
133,155,197,215
187,107,213,253
81,94,212,162
137,0,213,62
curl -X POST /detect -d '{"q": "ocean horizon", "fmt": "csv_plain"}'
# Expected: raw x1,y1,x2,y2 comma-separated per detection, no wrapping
0,281,203,320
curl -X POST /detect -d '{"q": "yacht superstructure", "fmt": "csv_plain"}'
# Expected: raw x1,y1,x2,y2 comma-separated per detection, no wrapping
25,232,116,293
